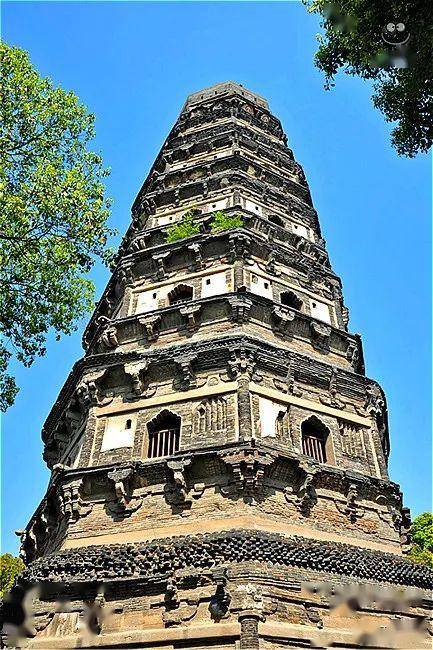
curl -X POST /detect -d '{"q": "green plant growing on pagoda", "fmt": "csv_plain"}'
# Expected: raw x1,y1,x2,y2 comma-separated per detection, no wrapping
209,211,244,233
0,44,114,411
1,553,25,597
165,212,201,243
407,512,433,568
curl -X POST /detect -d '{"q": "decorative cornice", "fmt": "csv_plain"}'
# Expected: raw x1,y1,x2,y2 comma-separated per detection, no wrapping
41,333,379,446
19,529,433,590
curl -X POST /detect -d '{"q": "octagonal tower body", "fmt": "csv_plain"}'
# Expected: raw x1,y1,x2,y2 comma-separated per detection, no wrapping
14,82,431,649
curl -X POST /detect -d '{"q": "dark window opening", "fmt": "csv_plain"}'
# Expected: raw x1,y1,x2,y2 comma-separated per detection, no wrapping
206,278,211,285
152,292,157,299
301,417,329,463
147,410,181,459
268,214,284,227
125,419,132,430
280,291,303,310
168,284,193,305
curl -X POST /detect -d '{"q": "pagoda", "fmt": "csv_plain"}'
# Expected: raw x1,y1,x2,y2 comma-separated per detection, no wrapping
10,82,432,649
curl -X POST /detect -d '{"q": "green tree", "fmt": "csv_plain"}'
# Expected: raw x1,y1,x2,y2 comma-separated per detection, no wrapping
0,44,114,411
407,512,433,567
305,0,433,157
165,211,201,243
210,211,244,233
0,553,25,597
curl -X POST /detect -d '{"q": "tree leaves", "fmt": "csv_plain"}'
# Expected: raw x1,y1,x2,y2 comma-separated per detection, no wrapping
306,0,433,156
0,553,25,596
0,44,114,410
408,513,433,568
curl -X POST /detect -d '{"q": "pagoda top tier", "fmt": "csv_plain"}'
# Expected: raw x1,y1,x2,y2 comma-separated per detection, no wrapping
182,81,269,111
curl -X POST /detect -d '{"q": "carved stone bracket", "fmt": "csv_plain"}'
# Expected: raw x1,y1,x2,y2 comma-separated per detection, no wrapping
76,369,109,408
99,324,118,350
285,464,317,514
219,447,276,499
310,321,331,350
179,304,201,332
58,479,92,523
335,482,364,522
139,314,161,342
265,250,281,276
166,457,193,503
346,341,360,371
187,243,204,271
16,526,37,564
272,305,296,334
209,568,231,621
117,262,135,289
341,305,350,327
107,467,142,515
129,232,151,253
124,360,150,397
228,295,252,323
152,251,171,280
319,368,346,409
173,355,199,390
286,357,303,396
228,233,252,263
226,348,262,382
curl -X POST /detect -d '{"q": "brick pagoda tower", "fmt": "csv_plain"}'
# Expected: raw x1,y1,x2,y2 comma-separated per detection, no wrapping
12,82,431,649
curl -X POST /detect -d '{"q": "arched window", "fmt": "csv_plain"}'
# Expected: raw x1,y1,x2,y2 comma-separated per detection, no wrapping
301,416,329,463
268,214,284,227
280,290,303,310
167,284,193,306
147,410,181,458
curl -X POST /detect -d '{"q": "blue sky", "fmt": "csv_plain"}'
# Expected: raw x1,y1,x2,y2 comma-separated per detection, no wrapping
2,1,431,555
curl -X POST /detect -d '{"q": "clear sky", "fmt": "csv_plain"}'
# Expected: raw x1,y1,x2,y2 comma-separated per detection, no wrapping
2,1,431,555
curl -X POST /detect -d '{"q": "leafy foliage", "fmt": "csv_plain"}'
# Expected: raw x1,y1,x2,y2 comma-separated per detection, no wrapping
0,553,25,597
165,211,201,243
0,44,114,410
305,0,433,156
210,211,244,233
407,512,433,567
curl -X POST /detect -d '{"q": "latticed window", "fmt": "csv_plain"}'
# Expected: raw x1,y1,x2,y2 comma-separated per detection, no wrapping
301,416,329,463
147,411,181,458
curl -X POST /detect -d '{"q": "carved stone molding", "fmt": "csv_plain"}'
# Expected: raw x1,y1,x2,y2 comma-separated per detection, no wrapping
19,528,433,590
